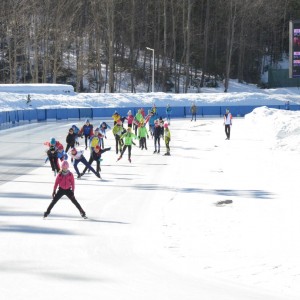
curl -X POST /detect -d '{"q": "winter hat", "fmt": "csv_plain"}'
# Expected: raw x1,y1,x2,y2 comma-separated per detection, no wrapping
95,145,101,151
94,127,99,132
50,137,56,145
127,127,132,132
127,110,132,115
117,119,122,125
61,161,69,169
164,123,168,128
85,119,90,123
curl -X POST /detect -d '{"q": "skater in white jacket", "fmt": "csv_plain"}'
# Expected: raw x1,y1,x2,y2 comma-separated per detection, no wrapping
223,108,232,140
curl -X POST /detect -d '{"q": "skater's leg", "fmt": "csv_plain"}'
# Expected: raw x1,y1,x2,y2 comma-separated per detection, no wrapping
65,189,85,215
45,188,64,215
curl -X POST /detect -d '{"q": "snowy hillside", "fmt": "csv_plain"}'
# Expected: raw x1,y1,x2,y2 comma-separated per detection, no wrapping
0,80,300,112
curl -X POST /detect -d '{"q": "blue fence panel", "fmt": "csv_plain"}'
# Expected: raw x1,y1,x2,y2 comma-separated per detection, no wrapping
79,108,93,120
3,104,300,127
17,110,24,122
67,108,80,119
23,110,31,121
8,111,17,123
29,110,37,121
37,109,46,121
56,109,68,120
0,111,5,124
46,109,57,119
92,108,102,118
163,106,185,118
202,106,221,116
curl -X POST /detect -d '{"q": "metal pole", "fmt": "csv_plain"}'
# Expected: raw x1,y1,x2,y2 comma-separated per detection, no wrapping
146,47,154,93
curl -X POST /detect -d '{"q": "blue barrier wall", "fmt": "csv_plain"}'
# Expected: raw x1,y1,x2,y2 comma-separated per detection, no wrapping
1,105,300,126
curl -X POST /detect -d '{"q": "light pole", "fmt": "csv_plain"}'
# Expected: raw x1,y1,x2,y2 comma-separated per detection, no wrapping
146,47,154,93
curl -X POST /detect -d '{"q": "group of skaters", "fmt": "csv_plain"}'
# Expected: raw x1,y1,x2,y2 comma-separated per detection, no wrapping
42,103,232,219
43,105,172,219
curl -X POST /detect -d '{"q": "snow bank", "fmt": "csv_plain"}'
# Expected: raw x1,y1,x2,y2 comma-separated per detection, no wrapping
245,106,300,151
0,84,74,94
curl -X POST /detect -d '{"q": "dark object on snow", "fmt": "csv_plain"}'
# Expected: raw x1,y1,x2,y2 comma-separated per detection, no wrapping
216,200,233,206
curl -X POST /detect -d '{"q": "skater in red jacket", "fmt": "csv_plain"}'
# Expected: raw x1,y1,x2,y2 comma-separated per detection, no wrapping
43,161,86,219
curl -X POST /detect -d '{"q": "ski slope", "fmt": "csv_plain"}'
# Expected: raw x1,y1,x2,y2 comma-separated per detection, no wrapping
0,115,300,300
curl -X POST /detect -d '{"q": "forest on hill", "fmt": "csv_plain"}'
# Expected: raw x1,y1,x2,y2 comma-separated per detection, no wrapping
0,0,299,93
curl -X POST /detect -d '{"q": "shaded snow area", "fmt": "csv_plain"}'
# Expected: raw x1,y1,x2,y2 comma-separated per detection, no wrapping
0,107,300,300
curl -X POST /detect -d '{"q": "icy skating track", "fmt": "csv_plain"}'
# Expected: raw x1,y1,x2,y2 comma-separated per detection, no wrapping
0,118,299,300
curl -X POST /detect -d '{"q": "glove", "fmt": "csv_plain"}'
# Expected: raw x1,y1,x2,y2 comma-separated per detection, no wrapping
138,136,140,139
147,135,149,139
108,147,111,151
105,136,107,139
52,191,56,199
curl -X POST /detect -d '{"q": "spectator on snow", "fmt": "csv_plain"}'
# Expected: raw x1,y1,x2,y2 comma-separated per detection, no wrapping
190,103,197,121
223,108,232,140
163,123,171,156
166,104,172,125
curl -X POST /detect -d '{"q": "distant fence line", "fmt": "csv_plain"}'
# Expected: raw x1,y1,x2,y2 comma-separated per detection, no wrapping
0,105,299,126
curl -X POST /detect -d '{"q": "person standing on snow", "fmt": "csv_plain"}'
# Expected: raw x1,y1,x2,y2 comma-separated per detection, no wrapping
163,123,171,156
79,119,93,150
223,108,232,140
126,110,134,128
71,124,81,146
43,160,86,219
166,104,172,124
190,103,197,121
117,127,138,163
138,121,149,150
65,127,76,153
153,119,163,154
112,119,126,154
112,111,121,125
99,121,111,148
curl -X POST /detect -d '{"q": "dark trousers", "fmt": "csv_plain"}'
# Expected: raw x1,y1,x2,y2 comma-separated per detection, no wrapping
84,135,90,148
225,124,231,139
45,188,84,215
82,156,101,174
74,156,98,176
65,143,75,153
115,135,123,154
154,137,160,152
191,113,196,121
47,151,59,172
140,137,147,149
120,145,132,159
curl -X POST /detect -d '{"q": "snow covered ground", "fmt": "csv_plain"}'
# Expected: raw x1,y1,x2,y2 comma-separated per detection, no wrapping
1,80,300,111
1,105,300,299
1,81,300,299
